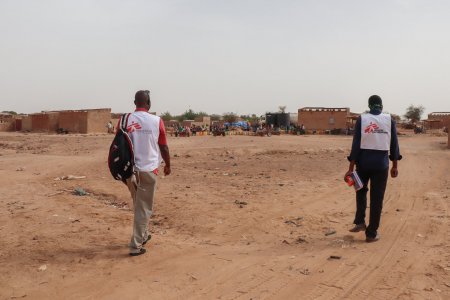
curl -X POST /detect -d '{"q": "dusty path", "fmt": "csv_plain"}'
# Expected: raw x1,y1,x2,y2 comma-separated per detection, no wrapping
0,133,448,299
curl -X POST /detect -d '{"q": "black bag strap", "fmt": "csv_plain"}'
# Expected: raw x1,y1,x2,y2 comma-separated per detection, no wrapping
120,113,130,132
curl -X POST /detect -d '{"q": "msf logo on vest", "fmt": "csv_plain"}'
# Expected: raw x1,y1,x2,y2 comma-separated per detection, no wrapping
364,122,388,134
127,121,142,133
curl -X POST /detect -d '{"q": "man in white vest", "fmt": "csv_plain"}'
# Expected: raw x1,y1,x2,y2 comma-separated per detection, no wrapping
125,90,171,256
345,95,402,242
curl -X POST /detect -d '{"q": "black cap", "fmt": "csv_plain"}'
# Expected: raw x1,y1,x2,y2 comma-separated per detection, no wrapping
368,95,382,107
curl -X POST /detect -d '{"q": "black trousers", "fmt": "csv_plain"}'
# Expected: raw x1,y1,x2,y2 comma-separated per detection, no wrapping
353,168,389,238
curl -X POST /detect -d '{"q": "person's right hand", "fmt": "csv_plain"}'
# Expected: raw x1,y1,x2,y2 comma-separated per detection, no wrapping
390,167,398,178
164,165,171,176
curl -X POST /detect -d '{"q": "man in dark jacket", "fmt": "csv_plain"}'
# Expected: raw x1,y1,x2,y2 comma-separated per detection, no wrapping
345,95,402,242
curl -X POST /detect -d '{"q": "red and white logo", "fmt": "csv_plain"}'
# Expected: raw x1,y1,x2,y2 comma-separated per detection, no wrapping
127,121,142,133
364,122,379,134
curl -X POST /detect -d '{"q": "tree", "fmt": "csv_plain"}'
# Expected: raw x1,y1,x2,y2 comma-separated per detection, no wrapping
180,109,198,121
160,111,173,121
223,112,238,123
210,114,221,121
1,111,17,115
278,106,287,113
197,111,209,118
390,113,401,122
404,105,425,123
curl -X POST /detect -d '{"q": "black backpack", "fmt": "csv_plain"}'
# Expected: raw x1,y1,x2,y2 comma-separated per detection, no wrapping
108,114,134,182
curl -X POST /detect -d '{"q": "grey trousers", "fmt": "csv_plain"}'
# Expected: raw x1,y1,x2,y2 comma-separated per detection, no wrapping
126,171,157,253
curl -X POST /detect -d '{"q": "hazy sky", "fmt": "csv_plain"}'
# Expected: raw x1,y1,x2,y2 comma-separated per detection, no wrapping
0,0,449,116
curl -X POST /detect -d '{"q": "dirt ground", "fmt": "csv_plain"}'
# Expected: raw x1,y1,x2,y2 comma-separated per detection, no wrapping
0,132,449,300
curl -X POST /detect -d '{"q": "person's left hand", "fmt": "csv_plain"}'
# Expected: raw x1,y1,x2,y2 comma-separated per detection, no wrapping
164,165,171,176
390,167,398,178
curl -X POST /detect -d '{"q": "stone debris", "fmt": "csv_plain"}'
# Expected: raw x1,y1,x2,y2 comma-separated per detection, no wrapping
38,264,47,272
54,175,86,181
73,187,89,196
235,200,248,208
325,230,337,236
329,255,342,260
300,268,310,275
285,217,303,227
296,237,307,244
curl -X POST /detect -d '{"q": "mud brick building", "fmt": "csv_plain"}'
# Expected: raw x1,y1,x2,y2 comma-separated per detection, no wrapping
21,116,32,131
0,113,16,132
298,107,350,131
59,108,111,134
426,112,450,130
30,112,60,132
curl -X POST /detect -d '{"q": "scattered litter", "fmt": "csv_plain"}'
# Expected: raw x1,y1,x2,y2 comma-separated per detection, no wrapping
71,219,80,223
417,234,424,238
187,273,197,280
285,217,303,227
325,230,337,236
73,187,89,196
10,294,27,299
235,200,248,208
38,264,47,271
54,175,86,181
282,240,290,245
46,191,65,197
300,268,310,275
16,167,25,171
329,255,342,260
424,287,433,292
296,237,307,244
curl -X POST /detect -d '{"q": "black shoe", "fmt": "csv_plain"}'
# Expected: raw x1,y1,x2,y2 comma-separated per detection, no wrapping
349,223,366,233
143,235,152,246
366,235,380,243
129,248,146,256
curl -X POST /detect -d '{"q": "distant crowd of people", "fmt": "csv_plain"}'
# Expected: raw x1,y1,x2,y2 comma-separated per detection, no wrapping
171,124,209,137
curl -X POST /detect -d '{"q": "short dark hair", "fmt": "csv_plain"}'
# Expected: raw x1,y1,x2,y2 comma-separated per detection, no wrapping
368,95,382,107
135,90,150,105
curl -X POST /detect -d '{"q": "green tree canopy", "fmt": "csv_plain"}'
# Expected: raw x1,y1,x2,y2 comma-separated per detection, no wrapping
223,112,238,123
160,111,173,121
404,105,425,123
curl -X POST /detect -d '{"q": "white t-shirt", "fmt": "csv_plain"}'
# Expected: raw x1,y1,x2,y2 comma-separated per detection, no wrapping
360,113,391,151
126,111,162,172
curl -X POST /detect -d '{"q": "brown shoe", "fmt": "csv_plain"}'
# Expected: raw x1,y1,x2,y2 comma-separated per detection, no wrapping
349,223,366,233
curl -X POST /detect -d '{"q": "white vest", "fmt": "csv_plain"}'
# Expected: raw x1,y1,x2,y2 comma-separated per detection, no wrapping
360,113,391,151
126,111,162,172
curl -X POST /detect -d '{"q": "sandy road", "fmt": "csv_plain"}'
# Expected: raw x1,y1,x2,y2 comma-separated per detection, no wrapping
0,133,448,300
